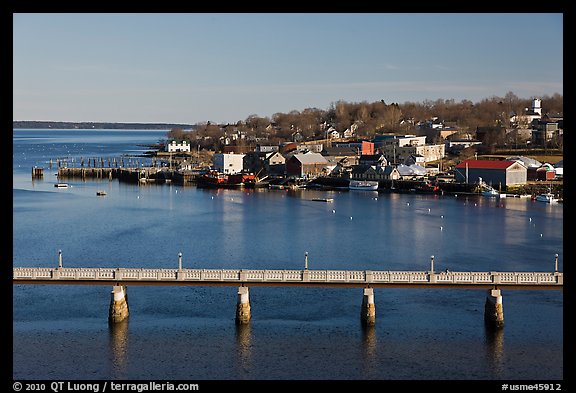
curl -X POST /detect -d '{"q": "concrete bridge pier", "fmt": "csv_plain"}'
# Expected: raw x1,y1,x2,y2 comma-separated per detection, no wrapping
235,286,251,325
484,288,504,328
109,285,129,323
361,287,376,326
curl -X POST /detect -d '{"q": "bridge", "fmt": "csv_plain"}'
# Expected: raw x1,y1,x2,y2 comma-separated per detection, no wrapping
13,252,563,328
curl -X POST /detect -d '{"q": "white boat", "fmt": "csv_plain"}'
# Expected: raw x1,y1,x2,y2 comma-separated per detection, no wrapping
535,192,559,203
349,179,379,191
478,177,502,197
54,183,69,188
481,188,499,197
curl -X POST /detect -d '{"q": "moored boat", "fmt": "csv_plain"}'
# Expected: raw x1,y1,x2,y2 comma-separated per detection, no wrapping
535,192,559,203
349,179,379,191
227,172,256,188
196,171,229,188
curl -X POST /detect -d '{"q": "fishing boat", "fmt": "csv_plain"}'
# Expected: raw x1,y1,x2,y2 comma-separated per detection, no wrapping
227,172,256,188
196,171,228,188
481,187,500,197
478,177,503,198
349,179,379,191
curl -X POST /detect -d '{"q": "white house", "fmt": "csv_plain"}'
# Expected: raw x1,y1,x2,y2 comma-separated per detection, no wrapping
212,153,245,174
165,139,191,153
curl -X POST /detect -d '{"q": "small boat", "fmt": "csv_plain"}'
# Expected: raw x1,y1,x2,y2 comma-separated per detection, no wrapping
478,177,501,197
535,192,559,203
481,188,500,197
54,183,69,188
311,198,334,202
349,179,379,191
96,190,107,196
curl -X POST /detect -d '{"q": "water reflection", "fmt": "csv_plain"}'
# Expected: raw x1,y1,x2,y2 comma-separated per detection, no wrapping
484,322,505,378
108,319,129,379
235,323,252,375
361,324,378,377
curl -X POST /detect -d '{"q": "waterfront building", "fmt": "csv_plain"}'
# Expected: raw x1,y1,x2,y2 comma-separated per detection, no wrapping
165,139,191,153
285,152,328,178
454,159,527,187
213,153,245,174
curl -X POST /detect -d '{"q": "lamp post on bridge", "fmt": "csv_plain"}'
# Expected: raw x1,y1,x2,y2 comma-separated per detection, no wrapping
429,255,437,283
554,253,558,272
303,252,310,282
177,252,185,280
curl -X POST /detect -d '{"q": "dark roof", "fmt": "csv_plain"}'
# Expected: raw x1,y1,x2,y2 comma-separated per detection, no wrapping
351,164,374,174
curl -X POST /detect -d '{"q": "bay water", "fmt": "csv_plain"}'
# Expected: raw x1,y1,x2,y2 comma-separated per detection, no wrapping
12,129,563,382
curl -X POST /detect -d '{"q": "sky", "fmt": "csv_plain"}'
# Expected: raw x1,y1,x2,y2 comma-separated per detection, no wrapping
13,13,563,125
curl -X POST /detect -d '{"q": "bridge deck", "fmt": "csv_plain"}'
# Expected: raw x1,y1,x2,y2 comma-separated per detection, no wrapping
13,267,563,290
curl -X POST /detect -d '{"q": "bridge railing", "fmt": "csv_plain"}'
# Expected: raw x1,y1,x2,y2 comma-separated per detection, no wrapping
12,267,563,286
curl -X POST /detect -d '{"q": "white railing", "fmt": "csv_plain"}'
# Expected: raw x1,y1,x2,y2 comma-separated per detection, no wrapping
12,267,563,287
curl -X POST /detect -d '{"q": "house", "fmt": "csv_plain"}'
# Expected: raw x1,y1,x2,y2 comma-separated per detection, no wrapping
212,153,245,174
375,134,443,165
285,152,328,178
321,145,360,166
165,139,191,153
536,163,556,181
454,159,527,187
554,160,563,179
510,98,543,128
351,164,400,181
351,165,378,180
358,154,387,167
265,151,286,175
243,151,268,173
256,145,279,153
334,141,374,155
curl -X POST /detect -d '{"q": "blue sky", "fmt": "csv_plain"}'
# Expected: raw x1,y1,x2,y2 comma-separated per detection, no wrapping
13,13,563,124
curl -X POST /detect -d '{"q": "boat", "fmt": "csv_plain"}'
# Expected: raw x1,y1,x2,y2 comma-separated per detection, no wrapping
349,179,379,191
54,183,69,188
227,172,256,188
96,190,107,196
481,187,500,197
414,181,441,194
535,192,559,203
196,171,229,188
478,177,503,198
311,198,334,202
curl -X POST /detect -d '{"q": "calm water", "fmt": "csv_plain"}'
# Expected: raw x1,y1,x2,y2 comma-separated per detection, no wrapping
12,129,564,381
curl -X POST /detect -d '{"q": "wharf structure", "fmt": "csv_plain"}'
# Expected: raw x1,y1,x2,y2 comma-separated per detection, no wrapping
13,252,562,328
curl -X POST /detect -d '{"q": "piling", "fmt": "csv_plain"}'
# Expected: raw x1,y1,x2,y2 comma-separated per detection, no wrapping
484,288,504,328
109,285,129,323
235,286,251,324
361,287,376,326
31,166,44,179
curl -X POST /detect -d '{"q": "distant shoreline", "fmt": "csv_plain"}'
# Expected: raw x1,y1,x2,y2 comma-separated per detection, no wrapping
13,121,196,130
